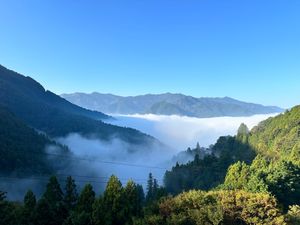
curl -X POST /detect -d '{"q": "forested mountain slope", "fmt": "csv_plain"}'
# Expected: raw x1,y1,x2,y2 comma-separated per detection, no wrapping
0,106,66,175
0,65,158,146
248,106,300,163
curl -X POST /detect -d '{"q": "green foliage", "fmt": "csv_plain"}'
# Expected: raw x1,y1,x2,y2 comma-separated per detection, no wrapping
64,176,78,212
43,176,64,206
21,190,37,225
36,176,67,225
70,184,95,225
223,161,251,190
286,205,300,225
221,160,269,193
146,173,167,205
0,191,18,225
164,134,255,194
123,180,144,224
92,175,125,225
266,160,300,208
248,106,300,164
135,190,285,225
35,198,54,225
1,174,295,225
92,176,147,225
146,173,154,202
221,155,300,209
237,123,250,144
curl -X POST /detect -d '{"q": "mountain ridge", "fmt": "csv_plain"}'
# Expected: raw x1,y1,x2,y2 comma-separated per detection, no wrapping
61,92,283,117
0,64,160,147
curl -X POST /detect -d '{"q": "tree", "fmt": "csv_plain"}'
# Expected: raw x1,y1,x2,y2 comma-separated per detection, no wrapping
43,176,63,206
34,198,53,225
21,190,36,225
223,161,251,190
216,190,285,225
93,175,124,225
0,191,18,225
266,161,300,209
153,179,158,200
123,180,143,224
150,190,286,225
196,142,201,150
136,184,145,215
237,123,249,144
64,176,78,212
287,205,300,225
0,191,6,201
71,183,95,225
146,173,154,203
41,176,66,225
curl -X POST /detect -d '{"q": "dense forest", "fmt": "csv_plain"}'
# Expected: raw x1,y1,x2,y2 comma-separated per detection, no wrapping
0,173,299,225
0,106,68,175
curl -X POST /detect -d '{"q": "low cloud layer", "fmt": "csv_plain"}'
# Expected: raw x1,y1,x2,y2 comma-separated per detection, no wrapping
109,113,279,151
56,134,172,190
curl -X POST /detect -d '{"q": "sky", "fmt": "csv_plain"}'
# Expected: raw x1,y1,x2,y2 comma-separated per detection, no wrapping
0,0,299,108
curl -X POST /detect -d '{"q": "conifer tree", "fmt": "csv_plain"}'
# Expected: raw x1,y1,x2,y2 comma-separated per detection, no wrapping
146,173,153,203
64,176,78,212
43,176,63,206
34,198,53,225
21,190,36,225
93,175,125,225
123,180,140,224
41,176,66,225
71,183,95,225
153,178,158,200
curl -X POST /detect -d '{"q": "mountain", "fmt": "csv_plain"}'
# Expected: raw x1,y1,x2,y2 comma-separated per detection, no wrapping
0,106,66,175
61,92,283,117
0,66,109,121
0,65,158,146
248,106,300,164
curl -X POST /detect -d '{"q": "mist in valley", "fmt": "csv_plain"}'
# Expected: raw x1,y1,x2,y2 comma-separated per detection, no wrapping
1,113,278,200
108,113,278,150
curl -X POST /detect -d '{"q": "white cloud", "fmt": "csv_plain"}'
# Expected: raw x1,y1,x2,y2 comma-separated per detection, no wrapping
109,113,279,151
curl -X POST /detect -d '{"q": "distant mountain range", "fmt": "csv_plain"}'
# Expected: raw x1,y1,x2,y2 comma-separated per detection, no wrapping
61,92,284,118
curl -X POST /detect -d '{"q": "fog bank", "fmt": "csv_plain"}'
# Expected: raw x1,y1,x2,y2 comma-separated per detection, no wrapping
55,134,173,189
109,113,279,151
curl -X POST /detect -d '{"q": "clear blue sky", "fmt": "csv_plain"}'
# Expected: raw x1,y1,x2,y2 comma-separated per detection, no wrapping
0,0,299,108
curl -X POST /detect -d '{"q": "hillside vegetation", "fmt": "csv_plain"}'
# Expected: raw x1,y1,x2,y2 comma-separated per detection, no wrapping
248,106,300,164
0,106,67,175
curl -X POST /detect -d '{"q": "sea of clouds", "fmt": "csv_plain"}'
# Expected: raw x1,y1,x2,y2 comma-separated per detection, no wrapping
108,113,279,151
